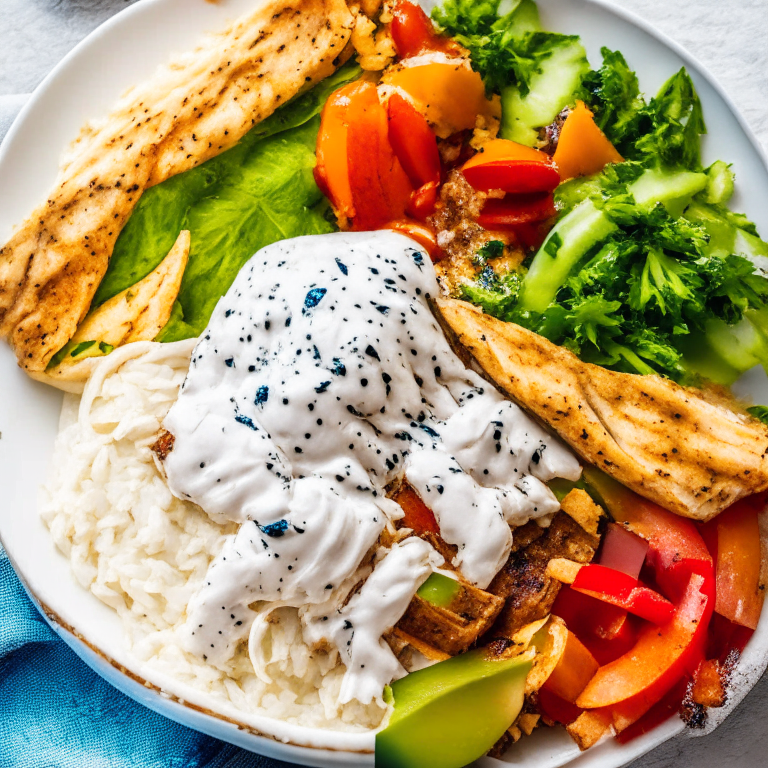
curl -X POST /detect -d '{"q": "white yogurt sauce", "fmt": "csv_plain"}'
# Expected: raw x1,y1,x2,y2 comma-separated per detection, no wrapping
163,231,580,703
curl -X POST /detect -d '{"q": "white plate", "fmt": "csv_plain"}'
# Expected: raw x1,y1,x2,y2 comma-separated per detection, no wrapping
1,1,767,766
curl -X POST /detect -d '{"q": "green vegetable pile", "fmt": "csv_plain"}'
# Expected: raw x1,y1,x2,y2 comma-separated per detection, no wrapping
435,0,768,385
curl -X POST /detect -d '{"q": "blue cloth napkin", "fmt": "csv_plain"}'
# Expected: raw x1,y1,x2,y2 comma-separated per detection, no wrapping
0,547,301,768
0,97,298,768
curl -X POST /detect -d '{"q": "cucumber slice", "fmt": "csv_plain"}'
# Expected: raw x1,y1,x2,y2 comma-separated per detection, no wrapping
701,160,735,205
629,167,708,215
500,40,589,147
684,201,737,256
519,200,617,313
499,0,542,33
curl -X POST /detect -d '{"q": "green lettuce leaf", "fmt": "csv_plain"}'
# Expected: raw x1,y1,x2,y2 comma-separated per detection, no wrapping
93,63,361,341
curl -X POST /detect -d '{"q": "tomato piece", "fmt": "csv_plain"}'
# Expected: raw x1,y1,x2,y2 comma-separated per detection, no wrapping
712,497,765,629
386,220,444,262
582,468,714,602
572,564,675,626
387,93,441,188
463,161,561,194
406,181,439,221
598,523,649,579
576,573,712,710
345,85,414,231
315,81,371,220
478,193,556,230
537,686,583,725
390,0,453,59
553,101,624,181
543,630,600,703
393,482,439,535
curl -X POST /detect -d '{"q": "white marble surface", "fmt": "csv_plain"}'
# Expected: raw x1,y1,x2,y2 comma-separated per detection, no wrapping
0,0,766,766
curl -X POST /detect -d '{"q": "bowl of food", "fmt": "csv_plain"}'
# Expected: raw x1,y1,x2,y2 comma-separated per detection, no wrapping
1,1,766,767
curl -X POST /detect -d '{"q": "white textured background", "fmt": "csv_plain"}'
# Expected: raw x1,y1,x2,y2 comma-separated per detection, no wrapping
0,0,766,766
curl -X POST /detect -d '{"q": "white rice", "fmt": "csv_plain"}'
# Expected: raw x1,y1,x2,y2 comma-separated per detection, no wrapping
41,340,386,731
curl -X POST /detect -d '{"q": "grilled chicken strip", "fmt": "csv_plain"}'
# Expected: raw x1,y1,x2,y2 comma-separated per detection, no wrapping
0,0,354,373
436,298,768,522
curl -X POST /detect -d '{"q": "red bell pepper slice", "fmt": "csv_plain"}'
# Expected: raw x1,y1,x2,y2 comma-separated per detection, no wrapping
582,468,714,602
577,573,713,711
345,84,414,231
551,586,638,666
463,161,561,195
387,93,441,189
462,139,560,194
598,522,649,579
477,193,556,230
707,612,755,663
390,0,454,59
584,616,640,667
511,221,551,252
537,686,583,725
710,496,765,630
572,564,675,626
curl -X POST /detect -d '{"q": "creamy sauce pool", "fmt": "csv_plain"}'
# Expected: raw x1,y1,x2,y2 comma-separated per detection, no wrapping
163,231,580,704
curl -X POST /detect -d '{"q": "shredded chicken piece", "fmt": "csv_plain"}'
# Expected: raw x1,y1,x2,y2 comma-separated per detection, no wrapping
350,9,396,71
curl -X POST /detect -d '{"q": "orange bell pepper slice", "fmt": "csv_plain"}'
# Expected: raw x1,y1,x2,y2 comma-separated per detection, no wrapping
314,81,368,221
387,93,441,189
576,573,712,710
543,630,600,703
464,139,556,167
709,496,765,630
345,84,414,231
552,101,624,181
390,0,455,59
463,139,561,194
